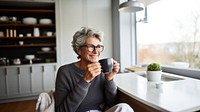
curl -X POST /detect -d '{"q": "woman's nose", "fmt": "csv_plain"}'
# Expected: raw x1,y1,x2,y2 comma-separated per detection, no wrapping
92,48,99,54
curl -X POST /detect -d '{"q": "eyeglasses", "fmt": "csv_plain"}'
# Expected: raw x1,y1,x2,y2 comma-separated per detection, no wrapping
81,44,104,52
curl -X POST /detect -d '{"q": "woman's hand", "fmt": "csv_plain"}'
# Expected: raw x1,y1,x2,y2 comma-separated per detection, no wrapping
105,59,120,81
83,62,101,83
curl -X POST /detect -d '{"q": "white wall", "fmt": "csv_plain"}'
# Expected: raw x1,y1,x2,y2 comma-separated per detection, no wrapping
57,0,112,65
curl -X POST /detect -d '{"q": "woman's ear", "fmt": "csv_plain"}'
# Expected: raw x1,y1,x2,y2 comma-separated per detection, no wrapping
77,48,81,56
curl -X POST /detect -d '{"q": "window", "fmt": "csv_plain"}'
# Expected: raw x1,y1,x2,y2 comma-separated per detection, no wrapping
136,0,200,69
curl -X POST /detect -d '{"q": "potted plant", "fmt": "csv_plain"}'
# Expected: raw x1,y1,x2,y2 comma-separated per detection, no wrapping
146,63,162,82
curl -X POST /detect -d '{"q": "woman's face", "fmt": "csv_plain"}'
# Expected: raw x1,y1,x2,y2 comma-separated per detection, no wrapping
79,36,103,63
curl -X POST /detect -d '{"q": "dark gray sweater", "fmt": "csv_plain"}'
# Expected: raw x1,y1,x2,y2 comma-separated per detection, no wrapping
54,63,118,112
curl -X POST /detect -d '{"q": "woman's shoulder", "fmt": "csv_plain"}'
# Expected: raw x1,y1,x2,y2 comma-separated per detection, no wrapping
58,63,74,71
59,63,73,68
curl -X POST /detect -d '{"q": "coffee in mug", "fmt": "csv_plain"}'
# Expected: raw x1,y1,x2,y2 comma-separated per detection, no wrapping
99,58,113,73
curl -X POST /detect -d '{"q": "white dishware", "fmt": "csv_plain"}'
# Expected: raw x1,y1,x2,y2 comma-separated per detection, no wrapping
9,17,17,22
19,41,24,45
25,54,35,64
19,34,23,37
39,18,52,24
41,47,51,52
33,27,40,37
23,17,37,24
25,54,35,60
156,83,163,89
46,31,53,36
13,58,21,65
0,16,8,21
27,33,32,37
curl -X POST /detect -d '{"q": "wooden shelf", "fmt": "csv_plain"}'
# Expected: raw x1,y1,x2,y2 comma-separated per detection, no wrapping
37,51,56,54
0,21,21,24
0,24,55,27
0,43,55,48
0,36,56,39
0,1,56,64
0,9,55,13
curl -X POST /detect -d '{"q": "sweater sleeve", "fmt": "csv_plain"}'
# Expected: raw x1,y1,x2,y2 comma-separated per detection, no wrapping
104,79,118,107
54,66,91,112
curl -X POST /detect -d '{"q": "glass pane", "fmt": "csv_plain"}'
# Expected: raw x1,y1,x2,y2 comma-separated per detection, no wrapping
136,0,200,69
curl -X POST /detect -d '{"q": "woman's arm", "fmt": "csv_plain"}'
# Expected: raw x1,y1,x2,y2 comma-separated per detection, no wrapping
54,66,91,112
104,59,119,107
104,79,118,107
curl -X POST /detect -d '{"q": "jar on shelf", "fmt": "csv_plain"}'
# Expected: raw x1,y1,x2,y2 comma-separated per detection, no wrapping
33,27,40,37
0,31,4,37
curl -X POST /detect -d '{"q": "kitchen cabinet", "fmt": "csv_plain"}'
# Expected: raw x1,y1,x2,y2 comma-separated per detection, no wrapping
0,67,20,100
31,66,43,93
19,66,32,94
7,67,20,96
43,65,56,91
0,1,57,65
0,68,7,98
0,0,57,103
0,64,56,103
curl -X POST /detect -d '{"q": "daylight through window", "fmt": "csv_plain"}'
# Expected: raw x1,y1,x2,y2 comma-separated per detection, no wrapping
136,0,200,69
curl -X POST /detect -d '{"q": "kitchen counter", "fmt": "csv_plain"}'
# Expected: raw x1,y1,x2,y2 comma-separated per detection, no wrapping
114,72,200,112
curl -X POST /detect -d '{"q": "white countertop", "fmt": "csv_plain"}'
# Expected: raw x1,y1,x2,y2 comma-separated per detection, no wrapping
114,72,200,112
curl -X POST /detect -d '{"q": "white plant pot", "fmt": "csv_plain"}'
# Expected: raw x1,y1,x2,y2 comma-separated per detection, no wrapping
147,71,162,82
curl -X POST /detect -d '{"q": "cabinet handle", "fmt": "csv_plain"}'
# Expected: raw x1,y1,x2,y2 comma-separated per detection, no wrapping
18,67,20,75
54,65,56,71
30,66,32,73
42,66,44,72
5,68,7,76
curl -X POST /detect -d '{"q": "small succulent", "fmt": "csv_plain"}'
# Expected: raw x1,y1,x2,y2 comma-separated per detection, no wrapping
147,63,161,71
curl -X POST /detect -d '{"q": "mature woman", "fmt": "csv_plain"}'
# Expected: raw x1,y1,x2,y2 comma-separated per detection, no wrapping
54,27,133,112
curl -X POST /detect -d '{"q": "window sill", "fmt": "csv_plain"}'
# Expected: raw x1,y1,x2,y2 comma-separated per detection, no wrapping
162,65,200,80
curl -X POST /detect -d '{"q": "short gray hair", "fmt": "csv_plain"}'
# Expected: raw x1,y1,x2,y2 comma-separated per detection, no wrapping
71,27,104,58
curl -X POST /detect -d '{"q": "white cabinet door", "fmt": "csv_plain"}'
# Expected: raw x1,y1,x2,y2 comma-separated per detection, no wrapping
31,64,56,93
7,67,19,96
19,66,31,94
0,64,57,102
43,65,56,91
31,66,43,93
0,68,7,98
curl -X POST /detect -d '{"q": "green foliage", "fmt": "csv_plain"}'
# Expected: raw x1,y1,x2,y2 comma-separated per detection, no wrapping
147,63,161,71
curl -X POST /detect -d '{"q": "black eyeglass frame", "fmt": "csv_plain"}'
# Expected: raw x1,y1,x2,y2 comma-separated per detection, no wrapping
81,44,104,52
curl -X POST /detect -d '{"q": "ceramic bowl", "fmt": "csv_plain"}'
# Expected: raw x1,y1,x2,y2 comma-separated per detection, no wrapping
41,47,51,52
23,17,37,24
0,16,8,22
25,54,35,60
46,31,53,36
39,18,52,24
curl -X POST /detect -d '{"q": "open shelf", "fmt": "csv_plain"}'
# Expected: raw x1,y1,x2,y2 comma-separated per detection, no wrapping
0,9,55,13
0,1,56,64
0,24,55,27
0,36,56,39
0,44,56,48
37,51,56,54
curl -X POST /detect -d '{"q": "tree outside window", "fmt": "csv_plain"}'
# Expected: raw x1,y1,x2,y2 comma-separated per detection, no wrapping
136,0,200,69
